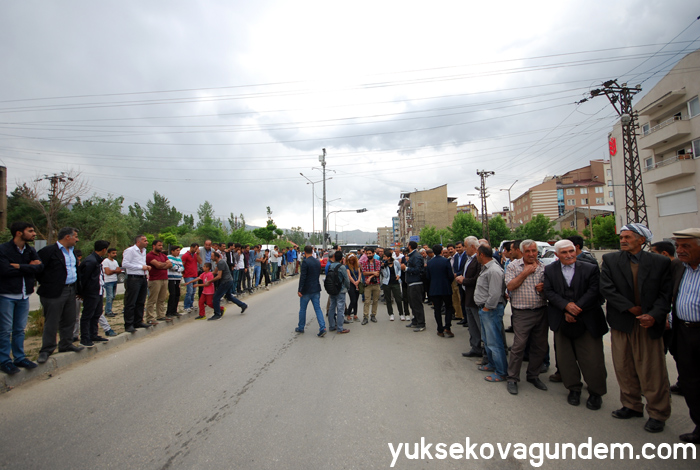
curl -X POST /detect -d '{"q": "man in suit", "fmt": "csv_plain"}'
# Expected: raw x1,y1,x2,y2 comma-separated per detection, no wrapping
77,240,110,348
36,227,84,363
544,240,608,409
456,236,483,357
600,223,672,433
451,242,465,321
670,228,700,444
426,244,455,338
297,245,327,337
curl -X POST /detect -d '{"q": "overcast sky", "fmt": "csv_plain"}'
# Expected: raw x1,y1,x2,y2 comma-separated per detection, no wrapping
1,1,698,233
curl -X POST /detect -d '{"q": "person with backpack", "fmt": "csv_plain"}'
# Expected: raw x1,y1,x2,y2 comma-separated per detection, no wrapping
325,251,350,334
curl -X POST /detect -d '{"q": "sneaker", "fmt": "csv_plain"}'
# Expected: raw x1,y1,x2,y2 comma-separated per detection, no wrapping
370,315,377,323
195,315,206,320
105,312,116,317
14,358,38,369
91,336,109,342
220,307,226,317
207,315,222,321
80,340,95,348
361,317,369,325
329,327,337,332
0,362,20,375
105,329,118,337
413,326,426,332
389,315,395,321
241,305,248,314
399,315,405,321
295,328,304,333
317,329,327,337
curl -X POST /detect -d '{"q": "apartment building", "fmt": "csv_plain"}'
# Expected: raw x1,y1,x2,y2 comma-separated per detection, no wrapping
377,226,393,248
397,184,458,245
608,48,700,240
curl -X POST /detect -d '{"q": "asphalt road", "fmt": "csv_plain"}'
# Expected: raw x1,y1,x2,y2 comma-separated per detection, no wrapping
1,280,696,469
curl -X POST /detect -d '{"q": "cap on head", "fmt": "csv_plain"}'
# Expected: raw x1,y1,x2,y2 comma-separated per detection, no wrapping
672,228,700,239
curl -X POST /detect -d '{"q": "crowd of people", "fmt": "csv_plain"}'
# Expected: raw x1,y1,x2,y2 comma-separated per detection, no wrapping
0,225,307,375
1,220,698,444
297,226,699,445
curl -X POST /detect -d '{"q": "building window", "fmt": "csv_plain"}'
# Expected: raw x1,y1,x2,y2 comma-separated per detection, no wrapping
609,191,613,198
689,97,700,118
566,188,575,195
644,157,654,170
570,221,575,228
596,197,604,204
607,180,612,186
567,199,575,206
581,198,588,205
595,186,604,193
642,123,650,136
606,169,611,176
693,138,700,159
657,187,698,216
580,187,588,194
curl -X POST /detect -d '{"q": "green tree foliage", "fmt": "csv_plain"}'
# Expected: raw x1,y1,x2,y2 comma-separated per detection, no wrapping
195,201,225,241
158,232,179,247
488,215,511,248
285,226,307,246
141,192,182,234
66,195,136,251
513,214,557,241
182,214,195,231
197,201,216,228
448,213,482,243
419,225,450,247
253,219,283,243
228,227,259,246
6,185,47,234
591,215,619,249
558,228,579,239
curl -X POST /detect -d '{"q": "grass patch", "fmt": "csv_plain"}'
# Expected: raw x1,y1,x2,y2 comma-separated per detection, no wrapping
26,308,44,337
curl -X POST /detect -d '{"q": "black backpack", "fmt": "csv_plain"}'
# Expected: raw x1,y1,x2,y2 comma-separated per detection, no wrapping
324,264,343,295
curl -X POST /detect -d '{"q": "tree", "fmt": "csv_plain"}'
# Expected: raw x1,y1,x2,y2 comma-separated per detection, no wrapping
488,215,511,248
448,213,482,243
253,220,283,244
285,226,307,246
513,214,557,241
419,225,450,247
195,201,225,241
591,215,619,249
197,201,216,228
6,184,47,233
182,214,195,231
558,228,579,239
66,195,135,251
142,191,182,234
17,170,88,243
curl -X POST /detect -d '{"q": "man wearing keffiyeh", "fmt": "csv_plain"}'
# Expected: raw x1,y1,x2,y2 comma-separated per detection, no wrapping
600,223,673,434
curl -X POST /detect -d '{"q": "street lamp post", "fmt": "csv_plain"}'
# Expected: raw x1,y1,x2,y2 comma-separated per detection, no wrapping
499,179,518,230
325,208,368,248
300,173,324,237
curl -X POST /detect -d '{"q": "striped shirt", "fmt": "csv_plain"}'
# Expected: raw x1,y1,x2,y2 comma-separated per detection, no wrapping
676,263,700,322
168,255,183,280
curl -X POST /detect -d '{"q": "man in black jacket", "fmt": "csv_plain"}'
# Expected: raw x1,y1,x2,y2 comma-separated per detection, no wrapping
544,240,608,409
0,222,44,374
36,227,84,363
600,223,672,433
426,244,455,337
78,240,110,348
296,245,327,337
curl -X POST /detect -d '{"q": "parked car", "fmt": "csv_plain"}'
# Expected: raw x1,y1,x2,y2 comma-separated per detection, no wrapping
319,252,331,270
539,248,559,266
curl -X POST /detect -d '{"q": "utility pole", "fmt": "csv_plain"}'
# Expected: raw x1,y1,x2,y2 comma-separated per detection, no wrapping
582,80,647,224
35,172,73,243
499,179,517,231
320,148,328,251
476,170,494,243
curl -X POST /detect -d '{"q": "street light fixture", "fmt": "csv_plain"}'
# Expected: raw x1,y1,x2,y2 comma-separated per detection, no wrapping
324,208,368,245
300,172,325,237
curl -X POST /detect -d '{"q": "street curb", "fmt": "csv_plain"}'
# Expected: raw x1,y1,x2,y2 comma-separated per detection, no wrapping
0,275,294,393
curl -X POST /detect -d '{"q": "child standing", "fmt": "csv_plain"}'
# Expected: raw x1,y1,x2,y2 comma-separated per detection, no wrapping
184,263,216,319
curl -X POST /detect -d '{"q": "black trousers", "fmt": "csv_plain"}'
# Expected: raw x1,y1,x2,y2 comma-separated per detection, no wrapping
401,281,410,316
124,276,148,328
431,294,454,333
80,294,103,341
674,322,700,431
407,284,425,327
347,284,359,316
40,284,77,354
260,264,270,286
166,280,180,316
381,283,404,316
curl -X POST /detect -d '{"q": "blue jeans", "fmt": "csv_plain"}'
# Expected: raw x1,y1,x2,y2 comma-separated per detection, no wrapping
0,296,30,364
328,293,346,331
104,281,117,314
184,277,196,309
479,304,508,378
212,280,247,316
298,292,326,333
254,265,261,286
231,270,240,295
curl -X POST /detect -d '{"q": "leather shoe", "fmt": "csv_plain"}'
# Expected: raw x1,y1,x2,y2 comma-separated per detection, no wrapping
644,418,665,433
567,390,581,406
586,393,602,410
507,381,518,395
679,432,700,443
134,323,151,329
444,329,454,338
59,344,85,353
670,382,683,396
91,336,109,342
14,358,38,369
527,377,548,391
549,372,562,382
125,326,136,333
456,319,467,325
37,352,50,364
611,407,643,419
462,351,481,357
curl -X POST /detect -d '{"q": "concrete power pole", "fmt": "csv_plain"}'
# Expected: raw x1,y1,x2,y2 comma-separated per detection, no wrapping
582,80,647,225
476,170,494,243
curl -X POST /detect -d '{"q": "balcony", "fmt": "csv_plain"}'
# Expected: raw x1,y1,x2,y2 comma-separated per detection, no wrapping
640,116,691,150
643,155,696,184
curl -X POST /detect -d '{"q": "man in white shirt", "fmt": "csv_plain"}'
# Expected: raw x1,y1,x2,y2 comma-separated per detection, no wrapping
102,247,121,317
122,235,152,333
